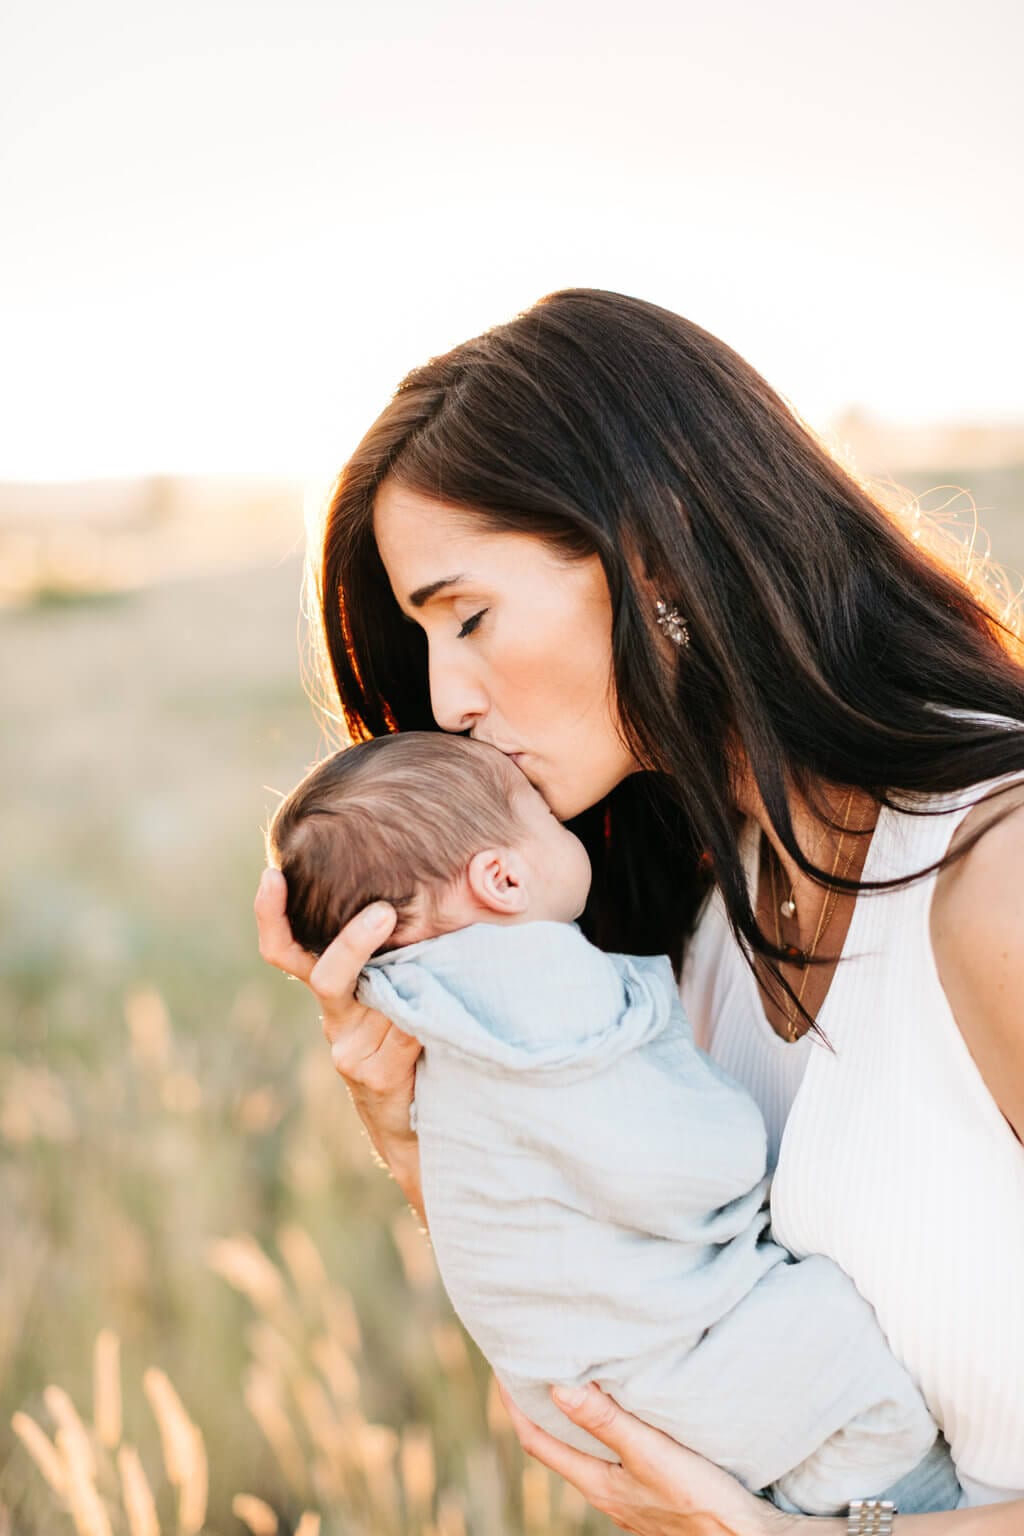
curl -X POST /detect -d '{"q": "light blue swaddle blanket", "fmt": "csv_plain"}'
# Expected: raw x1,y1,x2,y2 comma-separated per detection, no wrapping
358,920,958,1516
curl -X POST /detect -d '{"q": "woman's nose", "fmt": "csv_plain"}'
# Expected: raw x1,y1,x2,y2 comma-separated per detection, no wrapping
428,648,488,734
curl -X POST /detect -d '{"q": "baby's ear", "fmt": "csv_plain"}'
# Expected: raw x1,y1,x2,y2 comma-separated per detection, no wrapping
466,847,529,915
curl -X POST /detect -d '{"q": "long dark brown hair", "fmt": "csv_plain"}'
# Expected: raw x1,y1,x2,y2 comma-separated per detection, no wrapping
310,288,1024,999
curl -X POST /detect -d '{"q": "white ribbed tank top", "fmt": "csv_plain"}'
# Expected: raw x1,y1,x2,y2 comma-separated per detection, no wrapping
680,776,1024,1505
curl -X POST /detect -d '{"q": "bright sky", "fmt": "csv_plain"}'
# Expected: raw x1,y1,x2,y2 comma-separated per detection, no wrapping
1,0,1021,480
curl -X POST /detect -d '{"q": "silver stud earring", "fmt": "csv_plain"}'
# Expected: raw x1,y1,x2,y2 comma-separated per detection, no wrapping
655,598,690,648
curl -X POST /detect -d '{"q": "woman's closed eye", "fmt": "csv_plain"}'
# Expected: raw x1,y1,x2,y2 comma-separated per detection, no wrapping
457,608,488,639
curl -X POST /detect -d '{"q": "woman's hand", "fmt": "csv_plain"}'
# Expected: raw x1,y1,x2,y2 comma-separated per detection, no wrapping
254,868,426,1215
497,1381,805,1536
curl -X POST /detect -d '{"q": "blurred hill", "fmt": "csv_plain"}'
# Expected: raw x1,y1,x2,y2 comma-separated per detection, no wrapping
832,410,1024,475
0,475,309,606
827,413,1024,579
2,417,1024,610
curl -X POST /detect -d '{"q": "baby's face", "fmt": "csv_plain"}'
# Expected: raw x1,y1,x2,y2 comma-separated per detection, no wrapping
505,766,593,922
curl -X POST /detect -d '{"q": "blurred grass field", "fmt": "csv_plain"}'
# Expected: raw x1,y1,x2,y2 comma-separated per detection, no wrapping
2,462,1023,1534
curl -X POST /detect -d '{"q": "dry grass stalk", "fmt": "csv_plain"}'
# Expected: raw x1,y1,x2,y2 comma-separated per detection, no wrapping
399,1423,436,1519
237,1086,283,1134
429,1323,469,1377
141,1368,199,1500
435,1488,468,1536
485,1376,514,1438
310,1332,359,1407
44,1386,96,1480
125,987,172,1072
307,1455,345,1507
11,1410,67,1496
276,1223,329,1309
116,1444,160,1536
60,1429,113,1536
355,1422,401,1531
247,1319,300,1378
177,1424,208,1535
244,1365,308,1496
0,1065,75,1144
557,1478,589,1526
390,1211,437,1295
160,1071,202,1115
93,1329,122,1449
311,1401,371,1502
0,1093,34,1144
464,1444,505,1535
231,1493,279,1534
290,1374,339,1457
322,1289,362,1358
208,1234,287,1315
521,1462,551,1531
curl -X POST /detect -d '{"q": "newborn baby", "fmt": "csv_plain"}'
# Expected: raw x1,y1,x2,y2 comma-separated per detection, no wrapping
268,732,958,1517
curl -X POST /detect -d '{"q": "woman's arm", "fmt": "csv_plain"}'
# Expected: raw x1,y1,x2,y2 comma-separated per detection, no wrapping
499,1382,1024,1535
254,868,429,1225
931,788,1024,1143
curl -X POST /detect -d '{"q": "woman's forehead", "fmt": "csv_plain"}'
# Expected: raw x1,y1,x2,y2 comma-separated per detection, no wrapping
373,481,561,591
375,483,493,567
373,479,478,539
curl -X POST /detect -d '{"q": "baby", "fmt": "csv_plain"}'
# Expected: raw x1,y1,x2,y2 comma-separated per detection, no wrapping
268,732,958,1517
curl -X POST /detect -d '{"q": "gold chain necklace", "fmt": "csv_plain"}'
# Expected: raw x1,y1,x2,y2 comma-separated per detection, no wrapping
774,802,841,921
767,790,861,1043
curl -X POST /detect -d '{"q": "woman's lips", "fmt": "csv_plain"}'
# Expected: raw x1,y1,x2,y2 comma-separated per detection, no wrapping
480,742,534,778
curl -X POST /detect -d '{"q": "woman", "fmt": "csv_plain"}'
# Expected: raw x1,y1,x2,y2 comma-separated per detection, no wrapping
256,289,1024,1534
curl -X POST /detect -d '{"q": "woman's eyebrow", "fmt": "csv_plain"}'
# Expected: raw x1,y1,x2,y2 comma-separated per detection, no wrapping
408,574,466,608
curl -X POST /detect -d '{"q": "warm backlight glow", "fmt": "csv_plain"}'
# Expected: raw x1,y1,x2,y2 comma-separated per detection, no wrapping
1,1,1021,480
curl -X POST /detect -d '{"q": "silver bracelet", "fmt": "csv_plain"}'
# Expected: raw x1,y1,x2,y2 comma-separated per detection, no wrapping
847,1498,896,1534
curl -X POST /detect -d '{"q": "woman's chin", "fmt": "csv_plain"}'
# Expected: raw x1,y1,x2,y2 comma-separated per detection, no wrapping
534,767,625,822
548,788,591,822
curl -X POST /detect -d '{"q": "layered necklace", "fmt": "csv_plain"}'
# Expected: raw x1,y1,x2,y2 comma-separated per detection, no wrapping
764,789,868,1043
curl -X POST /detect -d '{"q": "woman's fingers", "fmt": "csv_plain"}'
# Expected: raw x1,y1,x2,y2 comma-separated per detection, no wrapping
254,868,315,983
507,1381,774,1536
309,900,398,1005
495,1383,620,1509
256,870,414,1088
303,902,418,1090
255,868,397,1006
549,1382,663,1477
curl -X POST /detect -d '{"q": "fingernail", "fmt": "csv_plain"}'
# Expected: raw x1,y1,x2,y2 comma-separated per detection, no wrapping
551,1384,588,1410
359,902,393,932
258,868,274,895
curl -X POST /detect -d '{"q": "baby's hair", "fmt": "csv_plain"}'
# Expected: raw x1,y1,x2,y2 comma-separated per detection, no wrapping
267,732,527,955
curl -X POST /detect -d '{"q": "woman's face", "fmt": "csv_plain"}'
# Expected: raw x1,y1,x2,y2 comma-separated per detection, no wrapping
373,480,642,819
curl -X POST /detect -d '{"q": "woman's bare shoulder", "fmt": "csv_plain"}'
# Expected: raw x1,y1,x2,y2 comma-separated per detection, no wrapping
930,782,1024,1144
935,778,1024,904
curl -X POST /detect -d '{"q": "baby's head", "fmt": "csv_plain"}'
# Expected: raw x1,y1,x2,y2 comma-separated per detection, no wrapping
267,732,592,954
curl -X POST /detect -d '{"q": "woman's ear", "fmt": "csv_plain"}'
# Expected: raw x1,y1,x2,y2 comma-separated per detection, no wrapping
466,847,530,915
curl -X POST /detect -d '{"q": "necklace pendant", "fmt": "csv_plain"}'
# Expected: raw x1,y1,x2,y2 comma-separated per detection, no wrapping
780,897,797,919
